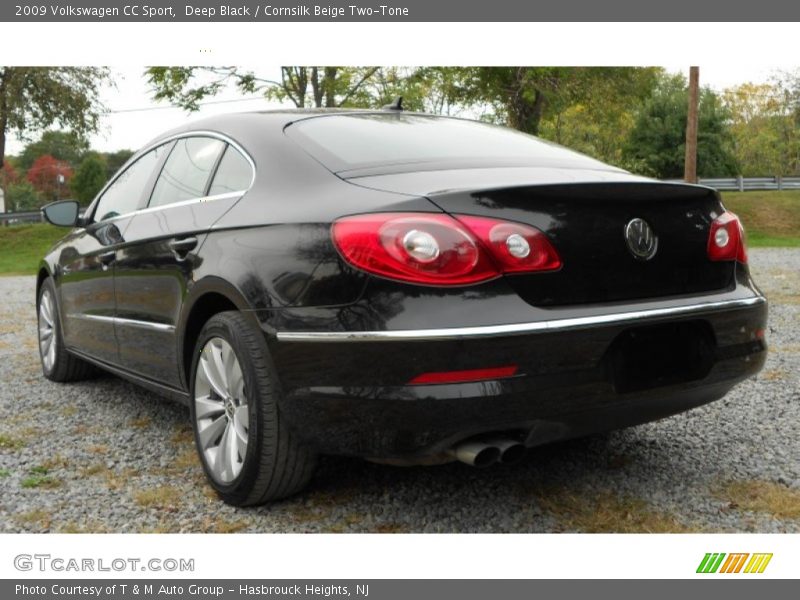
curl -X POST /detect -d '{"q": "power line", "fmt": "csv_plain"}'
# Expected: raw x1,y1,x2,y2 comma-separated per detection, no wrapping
109,95,268,114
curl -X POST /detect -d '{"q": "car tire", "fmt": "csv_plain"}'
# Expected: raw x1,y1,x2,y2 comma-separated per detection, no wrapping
189,311,317,506
37,277,97,382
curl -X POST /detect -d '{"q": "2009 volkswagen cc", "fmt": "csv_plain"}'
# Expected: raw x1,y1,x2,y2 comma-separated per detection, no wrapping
37,109,767,505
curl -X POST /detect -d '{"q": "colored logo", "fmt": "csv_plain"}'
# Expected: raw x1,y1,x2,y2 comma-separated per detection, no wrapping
697,553,773,574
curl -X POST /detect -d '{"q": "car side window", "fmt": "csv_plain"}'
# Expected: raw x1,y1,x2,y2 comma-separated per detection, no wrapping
208,146,253,195
148,137,226,208
93,146,164,222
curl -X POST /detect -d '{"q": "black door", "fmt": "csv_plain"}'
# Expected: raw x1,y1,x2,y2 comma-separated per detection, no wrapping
114,137,254,387
58,146,166,364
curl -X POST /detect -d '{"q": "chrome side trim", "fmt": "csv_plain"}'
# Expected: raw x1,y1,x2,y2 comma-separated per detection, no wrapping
69,314,175,333
276,296,766,343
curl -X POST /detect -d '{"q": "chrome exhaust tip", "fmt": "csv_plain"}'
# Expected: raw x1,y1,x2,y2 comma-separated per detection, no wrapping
449,441,501,468
489,439,526,465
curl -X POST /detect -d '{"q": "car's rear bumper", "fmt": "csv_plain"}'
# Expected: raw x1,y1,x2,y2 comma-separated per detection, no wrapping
265,292,768,459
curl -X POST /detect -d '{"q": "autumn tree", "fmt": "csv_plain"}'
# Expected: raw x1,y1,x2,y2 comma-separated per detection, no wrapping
27,155,72,202
17,130,90,171
0,67,110,169
0,160,18,192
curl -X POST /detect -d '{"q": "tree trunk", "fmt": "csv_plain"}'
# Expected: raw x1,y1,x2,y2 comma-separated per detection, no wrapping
506,68,545,136
508,88,545,135
0,69,7,170
324,67,338,107
310,67,324,107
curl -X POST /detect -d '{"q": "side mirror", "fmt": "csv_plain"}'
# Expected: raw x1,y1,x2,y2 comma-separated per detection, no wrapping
42,200,81,227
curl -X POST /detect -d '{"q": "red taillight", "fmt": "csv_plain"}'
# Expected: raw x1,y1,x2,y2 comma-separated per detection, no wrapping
455,215,562,273
707,211,747,264
332,213,497,285
409,365,519,385
332,212,561,285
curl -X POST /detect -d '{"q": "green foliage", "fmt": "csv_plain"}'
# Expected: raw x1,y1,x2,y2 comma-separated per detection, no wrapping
537,68,663,166
0,67,110,169
5,181,41,211
447,67,662,140
103,149,134,179
71,154,108,204
17,130,90,171
623,75,738,178
147,66,383,110
722,77,800,176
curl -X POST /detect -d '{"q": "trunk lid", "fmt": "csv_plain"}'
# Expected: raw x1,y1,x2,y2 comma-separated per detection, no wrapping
347,173,734,307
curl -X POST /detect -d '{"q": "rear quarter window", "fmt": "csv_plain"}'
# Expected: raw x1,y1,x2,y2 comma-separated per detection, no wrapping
208,146,253,195
149,137,225,208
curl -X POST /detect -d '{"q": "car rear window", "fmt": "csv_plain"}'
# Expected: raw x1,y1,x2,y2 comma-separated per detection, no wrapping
286,113,601,175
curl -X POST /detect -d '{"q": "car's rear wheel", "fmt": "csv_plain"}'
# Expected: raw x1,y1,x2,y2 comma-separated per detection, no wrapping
37,278,96,382
189,311,317,505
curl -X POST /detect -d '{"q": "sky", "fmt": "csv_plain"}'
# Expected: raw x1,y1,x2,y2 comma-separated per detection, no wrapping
5,64,795,156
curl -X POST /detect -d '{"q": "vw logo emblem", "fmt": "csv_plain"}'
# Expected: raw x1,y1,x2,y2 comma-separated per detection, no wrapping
624,218,658,260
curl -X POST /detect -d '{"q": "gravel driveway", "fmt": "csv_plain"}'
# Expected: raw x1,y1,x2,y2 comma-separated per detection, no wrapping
1,248,798,533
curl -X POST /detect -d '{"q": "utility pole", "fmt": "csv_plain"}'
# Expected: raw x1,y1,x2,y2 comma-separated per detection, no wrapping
684,66,699,184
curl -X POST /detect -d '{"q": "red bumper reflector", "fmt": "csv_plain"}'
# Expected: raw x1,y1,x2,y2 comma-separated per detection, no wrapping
408,365,519,385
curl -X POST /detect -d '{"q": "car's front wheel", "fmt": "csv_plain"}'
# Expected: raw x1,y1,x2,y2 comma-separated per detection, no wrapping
37,277,96,382
189,312,317,505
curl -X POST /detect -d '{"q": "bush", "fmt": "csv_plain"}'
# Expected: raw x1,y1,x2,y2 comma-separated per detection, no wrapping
5,181,42,211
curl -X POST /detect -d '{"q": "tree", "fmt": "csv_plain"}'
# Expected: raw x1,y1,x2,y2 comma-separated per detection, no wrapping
536,69,662,165
103,149,134,179
0,67,109,170
147,67,383,110
71,154,107,204
622,75,738,178
27,155,72,201
0,160,18,192
5,181,40,211
357,67,475,114
723,82,794,176
451,67,661,137
17,130,90,171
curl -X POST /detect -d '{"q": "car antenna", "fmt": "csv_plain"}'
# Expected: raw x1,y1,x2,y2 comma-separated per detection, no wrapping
382,96,404,111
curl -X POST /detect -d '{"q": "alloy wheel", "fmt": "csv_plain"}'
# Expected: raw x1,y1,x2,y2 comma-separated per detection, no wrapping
38,290,57,372
193,337,249,484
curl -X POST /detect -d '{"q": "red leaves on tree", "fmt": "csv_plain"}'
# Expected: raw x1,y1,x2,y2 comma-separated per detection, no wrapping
0,162,19,190
27,155,73,200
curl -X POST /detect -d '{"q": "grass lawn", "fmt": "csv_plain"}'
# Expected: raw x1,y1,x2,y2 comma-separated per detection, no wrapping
0,190,797,276
721,190,800,247
0,223,66,276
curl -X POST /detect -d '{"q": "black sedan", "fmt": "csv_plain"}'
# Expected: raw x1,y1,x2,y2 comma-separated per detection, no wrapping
37,108,767,505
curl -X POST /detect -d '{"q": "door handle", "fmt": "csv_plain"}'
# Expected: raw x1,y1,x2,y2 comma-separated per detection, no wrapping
99,251,116,265
169,236,198,260
169,237,198,253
